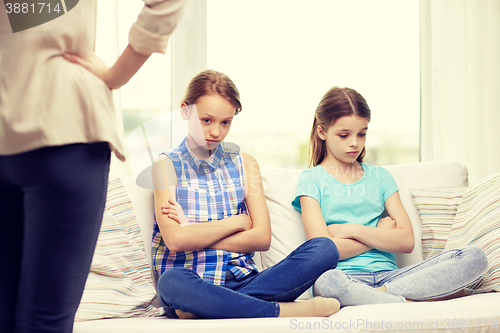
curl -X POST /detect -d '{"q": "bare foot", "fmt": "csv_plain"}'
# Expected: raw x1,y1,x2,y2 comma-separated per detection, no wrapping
279,297,340,317
175,309,200,319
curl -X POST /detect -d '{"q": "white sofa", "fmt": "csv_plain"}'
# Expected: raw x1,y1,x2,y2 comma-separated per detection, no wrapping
74,161,500,333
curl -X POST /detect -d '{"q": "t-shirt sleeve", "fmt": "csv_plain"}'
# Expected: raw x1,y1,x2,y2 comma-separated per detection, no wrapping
380,167,399,202
291,169,321,212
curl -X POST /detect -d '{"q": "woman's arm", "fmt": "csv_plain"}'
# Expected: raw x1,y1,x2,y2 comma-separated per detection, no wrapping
63,45,149,90
299,196,372,260
328,192,415,254
152,155,251,253
64,0,186,89
207,152,272,253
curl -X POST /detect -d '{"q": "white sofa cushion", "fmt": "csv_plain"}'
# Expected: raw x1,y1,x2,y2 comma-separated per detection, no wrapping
74,292,500,332
260,167,307,269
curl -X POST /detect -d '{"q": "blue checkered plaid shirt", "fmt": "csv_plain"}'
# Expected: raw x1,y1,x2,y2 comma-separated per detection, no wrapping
152,138,258,285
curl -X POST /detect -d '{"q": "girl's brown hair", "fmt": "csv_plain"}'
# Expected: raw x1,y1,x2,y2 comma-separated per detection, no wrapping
308,87,371,167
182,69,242,114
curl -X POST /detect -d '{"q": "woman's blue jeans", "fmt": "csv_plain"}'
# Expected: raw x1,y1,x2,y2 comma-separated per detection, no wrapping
157,237,339,319
314,246,488,307
0,143,110,333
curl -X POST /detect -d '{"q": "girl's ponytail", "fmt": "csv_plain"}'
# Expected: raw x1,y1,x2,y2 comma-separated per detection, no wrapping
308,116,325,168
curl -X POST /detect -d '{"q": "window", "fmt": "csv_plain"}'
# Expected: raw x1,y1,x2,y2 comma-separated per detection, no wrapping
96,0,420,179
207,0,420,168
96,0,172,180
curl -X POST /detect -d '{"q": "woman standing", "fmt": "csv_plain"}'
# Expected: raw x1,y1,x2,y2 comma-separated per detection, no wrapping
0,1,185,332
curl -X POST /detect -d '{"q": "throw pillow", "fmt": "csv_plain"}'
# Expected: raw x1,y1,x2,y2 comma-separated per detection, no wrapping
410,187,467,260
444,172,500,293
75,178,159,321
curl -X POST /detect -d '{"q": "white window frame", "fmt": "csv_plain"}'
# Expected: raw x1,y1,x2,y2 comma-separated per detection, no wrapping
170,0,207,148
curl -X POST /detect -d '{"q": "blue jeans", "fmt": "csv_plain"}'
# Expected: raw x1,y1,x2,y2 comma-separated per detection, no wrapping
0,143,110,333
157,237,339,319
314,246,488,307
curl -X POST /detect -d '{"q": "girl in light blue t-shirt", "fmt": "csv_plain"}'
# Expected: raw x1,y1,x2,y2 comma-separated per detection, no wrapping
292,86,488,307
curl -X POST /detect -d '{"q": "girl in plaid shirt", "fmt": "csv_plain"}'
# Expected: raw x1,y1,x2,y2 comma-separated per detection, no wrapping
151,70,341,319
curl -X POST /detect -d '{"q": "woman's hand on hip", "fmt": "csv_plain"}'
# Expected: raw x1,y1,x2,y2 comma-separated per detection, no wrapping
63,52,112,89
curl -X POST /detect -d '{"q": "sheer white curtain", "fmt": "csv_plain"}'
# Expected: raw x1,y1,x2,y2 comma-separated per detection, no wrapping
95,0,180,180
420,0,500,183
95,0,124,179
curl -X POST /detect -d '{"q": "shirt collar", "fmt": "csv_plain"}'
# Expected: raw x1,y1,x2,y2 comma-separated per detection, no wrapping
179,137,224,173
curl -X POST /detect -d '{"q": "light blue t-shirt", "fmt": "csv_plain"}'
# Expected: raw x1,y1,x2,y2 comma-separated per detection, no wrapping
292,163,399,273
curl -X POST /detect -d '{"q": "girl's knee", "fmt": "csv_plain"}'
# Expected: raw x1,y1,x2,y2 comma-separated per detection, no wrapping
308,237,339,269
464,246,488,274
157,268,196,303
313,269,349,297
